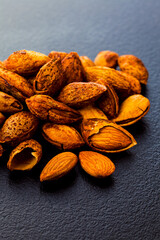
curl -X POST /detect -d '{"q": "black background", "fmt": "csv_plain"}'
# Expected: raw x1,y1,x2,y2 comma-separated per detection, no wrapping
0,0,160,239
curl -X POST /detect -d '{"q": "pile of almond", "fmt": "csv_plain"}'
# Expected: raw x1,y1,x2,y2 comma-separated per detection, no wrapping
0,50,150,181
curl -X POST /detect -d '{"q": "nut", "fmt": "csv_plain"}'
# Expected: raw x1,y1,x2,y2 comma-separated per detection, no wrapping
40,152,78,182
0,91,23,113
26,94,82,124
80,56,95,68
94,50,119,68
81,118,137,153
79,151,115,178
78,104,108,120
7,139,42,171
48,51,68,61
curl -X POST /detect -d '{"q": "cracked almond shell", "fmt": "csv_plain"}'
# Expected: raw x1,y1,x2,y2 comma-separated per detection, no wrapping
0,91,23,113
57,82,107,108
26,94,82,124
81,118,137,153
113,94,150,126
7,139,42,171
78,104,108,120
0,111,39,146
42,123,85,150
3,49,50,76
94,50,119,68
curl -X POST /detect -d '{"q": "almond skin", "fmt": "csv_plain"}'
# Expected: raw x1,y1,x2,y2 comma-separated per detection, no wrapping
57,82,107,108
42,123,85,150
118,55,148,85
0,67,34,101
0,91,23,113
26,94,82,124
79,151,115,178
40,152,78,181
34,58,66,96
81,118,137,153
7,139,42,171
80,56,95,68
48,51,68,61
94,50,119,68
0,112,6,125
0,111,39,146
78,104,108,120
3,49,50,76
113,94,150,126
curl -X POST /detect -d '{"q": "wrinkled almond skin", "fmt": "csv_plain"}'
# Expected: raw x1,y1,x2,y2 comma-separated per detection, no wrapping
48,51,68,61
118,55,148,85
0,61,5,68
81,118,137,153
3,50,50,76
0,111,39,146
78,104,108,120
0,112,6,125
33,58,65,96
79,151,115,178
7,139,42,171
26,94,82,124
85,66,141,99
57,82,107,108
97,80,119,119
61,52,85,84
0,91,23,113
94,50,119,68
80,56,95,68
0,144,3,157
40,152,78,182
42,123,85,150
113,94,150,126
0,67,34,101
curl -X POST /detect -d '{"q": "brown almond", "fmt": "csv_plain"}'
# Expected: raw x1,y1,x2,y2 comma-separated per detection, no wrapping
118,55,148,85
113,94,150,126
81,118,137,153
80,56,95,68
26,94,82,124
0,111,39,146
0,144,3,157
78,104,108,120
0,91,23,113
85,66,141,99
48,51,68,61
0,67,34,101
0,112,6,125
79,151,115,178
33,58,65,96
61,52,85,84
7,139,42,171
97,80,119,119
42,123,85,150
40,152,78,182
57,82,107,108
94,50,119,68
3,49,50,76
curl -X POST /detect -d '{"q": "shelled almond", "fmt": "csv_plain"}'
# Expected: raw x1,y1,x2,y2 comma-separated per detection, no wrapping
0,49,150,184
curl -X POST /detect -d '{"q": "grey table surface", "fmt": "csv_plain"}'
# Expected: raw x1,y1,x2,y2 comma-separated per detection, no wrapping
0,0,160,239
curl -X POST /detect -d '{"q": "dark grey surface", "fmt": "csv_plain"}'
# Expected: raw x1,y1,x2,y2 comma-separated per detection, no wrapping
0,0,160,239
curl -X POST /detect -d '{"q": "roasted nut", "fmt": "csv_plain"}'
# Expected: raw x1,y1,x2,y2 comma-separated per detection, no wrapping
113,94,150,126
0,112,6,125
0,144,3,157
80,56,95,68
48,51,68,61
85,66,141,99
0,91,23,113
81,118,137,153
94,50,119,68
97,80,119,119
3,49,50,76
78,104,108,120
0,67,34,101
0,111,39,146
26,94,82,124
79,151,115,178
7,139,42,171
57,82,107,108
33,58,65,96
42,123,85,150
118,55,148,85
61,52,85,84
40,152,78,181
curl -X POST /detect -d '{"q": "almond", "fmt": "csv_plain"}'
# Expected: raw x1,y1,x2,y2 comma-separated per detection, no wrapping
78,104,108,120
7,139,42,171
48,51,68,61
0,91,23,113
80,56,95,68
40,152,78,181
79,151,115,178
57,82,107,108
0,112,6,125
94,50,119,68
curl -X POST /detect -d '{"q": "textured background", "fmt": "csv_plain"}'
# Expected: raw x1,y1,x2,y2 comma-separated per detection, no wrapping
0,0,160,239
